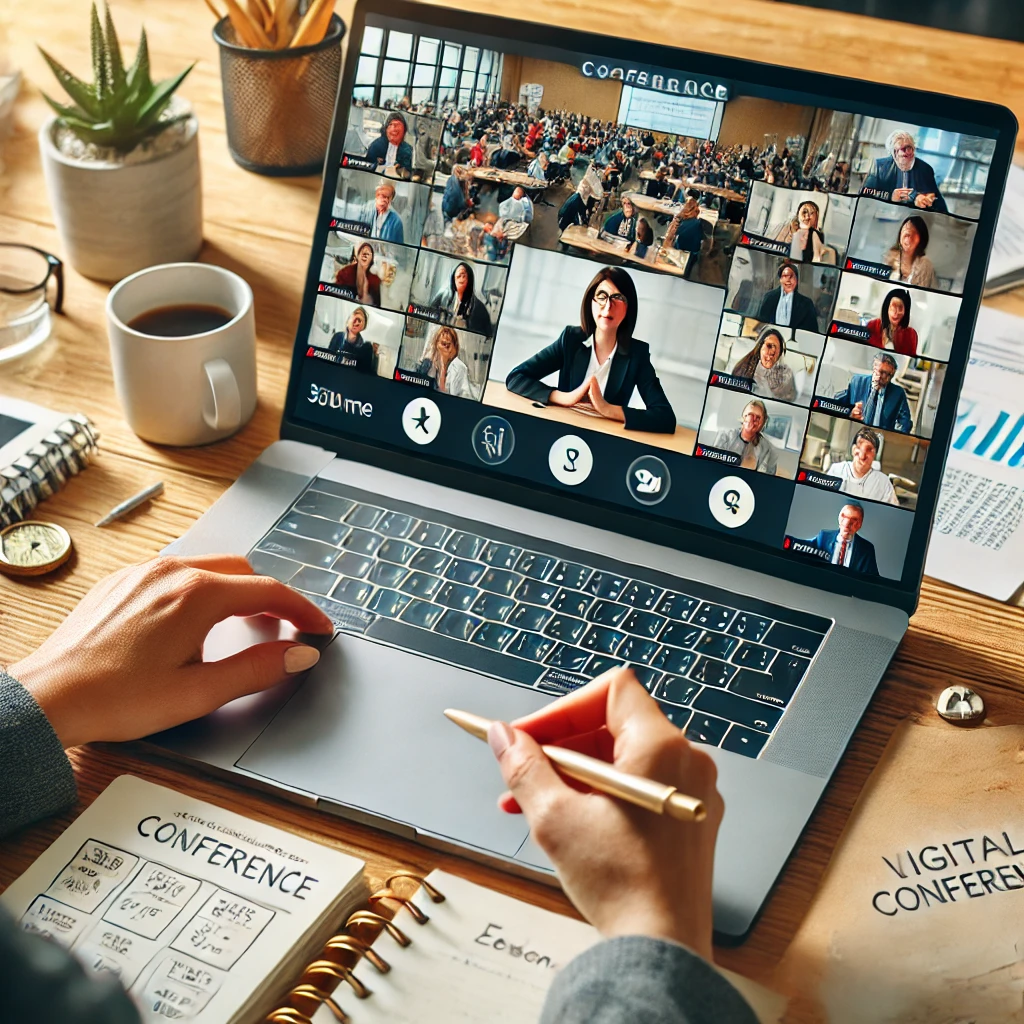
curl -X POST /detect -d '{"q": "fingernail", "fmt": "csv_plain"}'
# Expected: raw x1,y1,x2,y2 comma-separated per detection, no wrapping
284,645,320,674
487,720,515,759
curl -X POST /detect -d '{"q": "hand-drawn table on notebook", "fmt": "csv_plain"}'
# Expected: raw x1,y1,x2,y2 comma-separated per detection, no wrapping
3,0,1024,1012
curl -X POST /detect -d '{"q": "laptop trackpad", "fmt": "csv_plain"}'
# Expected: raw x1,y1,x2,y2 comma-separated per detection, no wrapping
236,635,552,856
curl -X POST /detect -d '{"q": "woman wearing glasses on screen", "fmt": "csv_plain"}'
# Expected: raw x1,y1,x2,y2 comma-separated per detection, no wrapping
865,288,918,356
428,261,494,337
334,241,381,307
884,216,937,290
730,325,797,403
416,325,474,400
505,267,676,434
774,199,827,264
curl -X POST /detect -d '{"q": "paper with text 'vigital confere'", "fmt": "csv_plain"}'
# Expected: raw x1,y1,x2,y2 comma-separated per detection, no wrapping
775,722,1024,1024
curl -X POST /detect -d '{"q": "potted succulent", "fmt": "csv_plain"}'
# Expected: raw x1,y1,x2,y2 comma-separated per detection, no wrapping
37,3,202,282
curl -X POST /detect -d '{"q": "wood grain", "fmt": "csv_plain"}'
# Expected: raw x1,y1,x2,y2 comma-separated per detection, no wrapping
2,0,1024,1013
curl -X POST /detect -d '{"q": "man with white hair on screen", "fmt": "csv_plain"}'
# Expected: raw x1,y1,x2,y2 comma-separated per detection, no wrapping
861,128,948,213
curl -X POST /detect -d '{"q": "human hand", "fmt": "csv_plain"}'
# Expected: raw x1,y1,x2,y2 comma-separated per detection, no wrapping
587,377,625,422
891,187,913,203
914,192,935,209
10,555,333,749
550,375,594,408
850,400,864,421
488,669,723,959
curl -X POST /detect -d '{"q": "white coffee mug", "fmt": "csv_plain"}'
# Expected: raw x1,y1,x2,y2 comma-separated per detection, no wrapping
106,263,257,446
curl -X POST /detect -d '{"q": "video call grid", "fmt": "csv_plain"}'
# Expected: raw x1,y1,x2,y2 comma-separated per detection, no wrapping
297,21,994,581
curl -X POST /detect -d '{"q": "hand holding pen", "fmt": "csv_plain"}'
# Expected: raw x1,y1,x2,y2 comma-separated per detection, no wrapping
472,669,724,960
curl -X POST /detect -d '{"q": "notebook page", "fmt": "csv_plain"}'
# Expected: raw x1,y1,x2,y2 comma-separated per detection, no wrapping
315,869,784,1024
316,869,599,1023
1,775,364,1023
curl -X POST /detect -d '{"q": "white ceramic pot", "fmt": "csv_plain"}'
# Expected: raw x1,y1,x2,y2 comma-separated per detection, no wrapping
38,116,203,283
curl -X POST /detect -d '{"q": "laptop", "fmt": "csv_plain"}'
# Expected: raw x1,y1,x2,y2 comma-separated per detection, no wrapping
155,0,1015,940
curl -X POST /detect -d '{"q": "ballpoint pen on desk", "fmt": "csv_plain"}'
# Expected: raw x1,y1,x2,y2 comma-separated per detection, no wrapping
444,708,707,822
95,481,164,527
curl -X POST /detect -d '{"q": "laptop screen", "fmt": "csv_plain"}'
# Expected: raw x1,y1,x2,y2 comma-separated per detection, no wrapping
285,2,1008,601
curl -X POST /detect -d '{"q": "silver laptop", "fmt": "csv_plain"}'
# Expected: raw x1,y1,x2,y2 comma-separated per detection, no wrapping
155,0,1015,939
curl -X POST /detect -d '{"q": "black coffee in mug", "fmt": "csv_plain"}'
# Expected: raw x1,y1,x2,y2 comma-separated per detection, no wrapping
128,304,234,337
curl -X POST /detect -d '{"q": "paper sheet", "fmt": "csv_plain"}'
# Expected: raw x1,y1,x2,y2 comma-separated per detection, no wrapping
313,869,785,1024
776,722,1024,1023
0,776,364,1023
986,163,1024,290
925,305,1024,599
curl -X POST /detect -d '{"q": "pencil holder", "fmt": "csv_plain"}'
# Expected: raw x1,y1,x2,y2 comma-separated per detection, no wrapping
213,15,345,176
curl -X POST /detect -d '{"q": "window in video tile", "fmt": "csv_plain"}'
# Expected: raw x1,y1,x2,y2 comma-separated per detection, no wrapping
812,337,947,439
711,314,825,407
696,387,809,480
394,316,493,400
726,250,840,335
741,183,856,266
307,295,406,379
783,484,914,581
829,272,960,361
316,230,417,315
331,168,430,247
798,413,930,510
486,245,722,452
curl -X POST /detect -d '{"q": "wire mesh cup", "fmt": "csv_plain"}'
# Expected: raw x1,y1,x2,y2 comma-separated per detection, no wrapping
214,14,345,176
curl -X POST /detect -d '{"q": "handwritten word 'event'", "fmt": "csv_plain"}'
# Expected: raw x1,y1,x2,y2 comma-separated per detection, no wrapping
872,832,1024,916
137,817,319,900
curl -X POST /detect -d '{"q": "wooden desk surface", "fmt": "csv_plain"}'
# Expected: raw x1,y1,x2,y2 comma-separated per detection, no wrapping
559,223,691,276
482,380,698,451
3,0,1024,1009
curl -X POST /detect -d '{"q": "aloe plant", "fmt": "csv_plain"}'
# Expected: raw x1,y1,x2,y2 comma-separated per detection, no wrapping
39,3,195,154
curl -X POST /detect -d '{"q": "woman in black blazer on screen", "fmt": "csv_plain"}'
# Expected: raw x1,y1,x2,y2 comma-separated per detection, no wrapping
506,266,676,434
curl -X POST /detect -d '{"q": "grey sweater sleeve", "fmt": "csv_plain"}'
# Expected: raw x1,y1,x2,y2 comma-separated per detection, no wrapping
0,669,77,837
541,936,760,1024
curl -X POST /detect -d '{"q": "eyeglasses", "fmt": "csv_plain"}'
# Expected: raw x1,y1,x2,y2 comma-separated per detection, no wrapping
894,144,915,155
0,243,64,361
593,291,627,308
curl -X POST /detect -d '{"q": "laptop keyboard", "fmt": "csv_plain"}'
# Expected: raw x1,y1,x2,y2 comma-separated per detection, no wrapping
247,478,831,760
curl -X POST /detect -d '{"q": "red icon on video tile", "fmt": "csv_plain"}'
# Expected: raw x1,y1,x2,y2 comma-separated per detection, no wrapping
784,537,792,549
798,471,807,481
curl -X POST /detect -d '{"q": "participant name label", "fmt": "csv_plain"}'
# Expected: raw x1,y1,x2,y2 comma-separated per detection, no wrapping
740,232,790,257
708,372,753,393
844,257,891,280
317,281,355,301
407,302,441,322
812,397,854,416
797,469,842,491
330,217,370,238
829,321,871,341
694,444,741,466
394,368,433,388
341,154,376,172
784,536,828,560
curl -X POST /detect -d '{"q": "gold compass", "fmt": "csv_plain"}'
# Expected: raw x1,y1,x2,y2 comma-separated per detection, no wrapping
0,520,73,577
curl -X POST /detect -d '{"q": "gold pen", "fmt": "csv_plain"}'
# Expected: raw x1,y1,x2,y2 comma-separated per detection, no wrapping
444,708,706,823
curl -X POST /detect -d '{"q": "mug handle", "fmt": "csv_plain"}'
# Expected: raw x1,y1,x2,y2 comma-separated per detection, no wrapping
202,358,242,431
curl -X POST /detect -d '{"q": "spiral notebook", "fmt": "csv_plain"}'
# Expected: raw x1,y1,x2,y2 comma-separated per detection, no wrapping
268,870,784,1024
0,776,366,1023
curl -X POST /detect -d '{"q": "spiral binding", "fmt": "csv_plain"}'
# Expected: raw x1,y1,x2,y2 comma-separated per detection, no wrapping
0,414,99,527
265,872,447,1023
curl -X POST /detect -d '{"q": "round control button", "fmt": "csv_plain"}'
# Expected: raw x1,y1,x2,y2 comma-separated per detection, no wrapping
472,415,515,465
402,397,441,445
626,455,670,506
548,435,593,486
708,475,755,528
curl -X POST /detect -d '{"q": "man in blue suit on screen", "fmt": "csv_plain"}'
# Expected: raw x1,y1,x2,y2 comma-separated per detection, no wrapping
833,352,913,433
861,129,948,213
810,502,880,576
